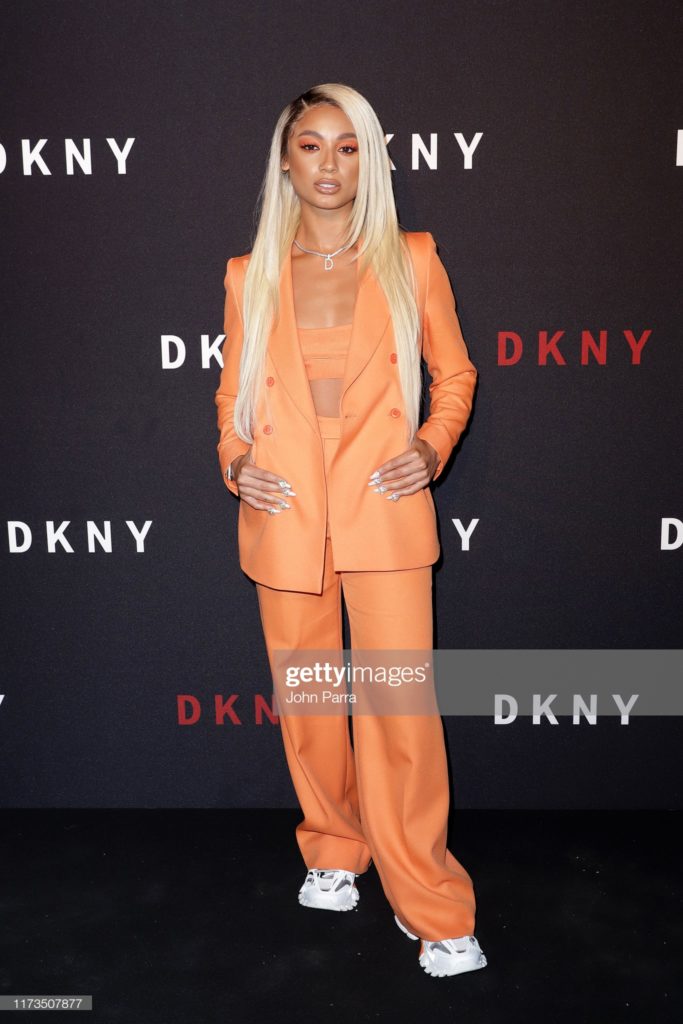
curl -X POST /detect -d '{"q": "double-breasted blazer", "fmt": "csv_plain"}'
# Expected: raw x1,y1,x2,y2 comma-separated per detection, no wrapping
215,230,477,593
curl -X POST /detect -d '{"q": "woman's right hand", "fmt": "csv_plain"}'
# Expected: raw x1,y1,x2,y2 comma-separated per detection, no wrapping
231,450,296,513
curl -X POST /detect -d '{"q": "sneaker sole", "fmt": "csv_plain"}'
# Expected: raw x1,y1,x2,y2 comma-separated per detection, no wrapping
298,886,360,912
419,953,488,978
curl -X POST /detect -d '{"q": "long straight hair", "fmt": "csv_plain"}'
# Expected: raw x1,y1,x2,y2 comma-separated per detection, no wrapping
233,83,422,445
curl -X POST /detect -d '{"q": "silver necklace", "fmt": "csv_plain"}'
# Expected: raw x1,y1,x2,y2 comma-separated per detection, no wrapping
293,238,353,271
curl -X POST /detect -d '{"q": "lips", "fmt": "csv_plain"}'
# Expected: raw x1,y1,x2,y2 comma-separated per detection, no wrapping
315,180,341,193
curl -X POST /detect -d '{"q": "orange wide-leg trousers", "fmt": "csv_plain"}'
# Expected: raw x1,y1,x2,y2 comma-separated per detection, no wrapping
253,414,476,941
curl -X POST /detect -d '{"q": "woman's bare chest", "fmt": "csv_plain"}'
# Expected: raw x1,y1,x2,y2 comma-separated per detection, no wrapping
291,253,359,329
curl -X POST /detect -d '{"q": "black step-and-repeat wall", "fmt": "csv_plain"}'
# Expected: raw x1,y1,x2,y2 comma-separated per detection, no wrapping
2,1,681,808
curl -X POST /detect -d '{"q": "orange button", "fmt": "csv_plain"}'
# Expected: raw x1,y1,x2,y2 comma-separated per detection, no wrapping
390,408,401,417
390,352,397,363
263,424,273,434
266,376,274,386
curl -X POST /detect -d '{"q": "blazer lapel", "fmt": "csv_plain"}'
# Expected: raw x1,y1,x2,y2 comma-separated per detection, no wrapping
267,244,392,433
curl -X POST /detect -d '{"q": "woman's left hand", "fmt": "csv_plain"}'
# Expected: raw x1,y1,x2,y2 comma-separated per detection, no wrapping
368,439,440,501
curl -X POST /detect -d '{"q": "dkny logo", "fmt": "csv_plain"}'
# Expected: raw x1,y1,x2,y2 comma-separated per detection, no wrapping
0,138,136,175
498,329,652,365
6,521,152,553
495,694,638,724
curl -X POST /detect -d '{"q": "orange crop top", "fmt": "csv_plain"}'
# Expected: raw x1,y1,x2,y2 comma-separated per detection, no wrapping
297,322,352,380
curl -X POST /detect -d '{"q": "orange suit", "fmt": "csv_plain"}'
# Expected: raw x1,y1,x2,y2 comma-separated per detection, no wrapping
215,231,479,941
215,231,477,594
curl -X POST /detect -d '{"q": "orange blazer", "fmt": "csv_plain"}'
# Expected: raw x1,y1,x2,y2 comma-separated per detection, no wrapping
215,230,477,593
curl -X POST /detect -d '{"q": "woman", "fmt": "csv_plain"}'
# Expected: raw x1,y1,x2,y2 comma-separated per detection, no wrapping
214,84,486,979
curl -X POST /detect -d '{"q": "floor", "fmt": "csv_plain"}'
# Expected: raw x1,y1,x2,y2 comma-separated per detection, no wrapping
0,809,679,1023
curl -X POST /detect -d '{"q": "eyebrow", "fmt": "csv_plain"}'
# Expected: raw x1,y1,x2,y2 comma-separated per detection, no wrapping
295,130,358,140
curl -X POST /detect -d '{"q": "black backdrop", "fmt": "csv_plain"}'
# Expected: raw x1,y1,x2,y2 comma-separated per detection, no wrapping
2,0,681,808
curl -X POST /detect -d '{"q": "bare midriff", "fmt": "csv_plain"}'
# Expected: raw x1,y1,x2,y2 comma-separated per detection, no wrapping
297,322,352,418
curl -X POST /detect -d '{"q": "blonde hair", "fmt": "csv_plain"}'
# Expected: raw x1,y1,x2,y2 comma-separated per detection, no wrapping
233,83,423,446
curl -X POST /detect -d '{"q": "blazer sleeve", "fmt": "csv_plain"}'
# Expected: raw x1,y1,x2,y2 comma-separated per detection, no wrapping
415,233,477,481
214,257,252,497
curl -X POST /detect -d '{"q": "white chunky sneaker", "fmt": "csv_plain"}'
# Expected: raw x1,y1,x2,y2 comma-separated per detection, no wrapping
298,868,359,911
394,914,487,977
